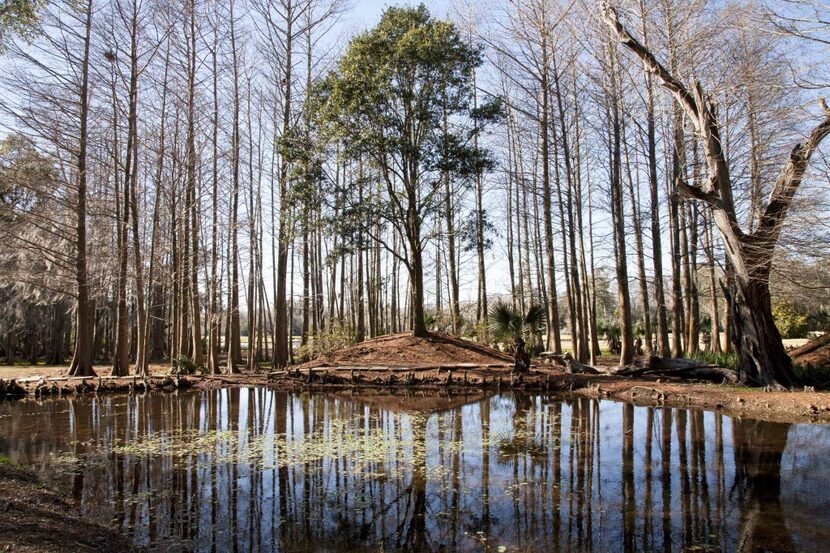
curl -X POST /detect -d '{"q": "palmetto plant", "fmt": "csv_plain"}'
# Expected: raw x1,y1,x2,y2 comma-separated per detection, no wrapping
488,301,546,373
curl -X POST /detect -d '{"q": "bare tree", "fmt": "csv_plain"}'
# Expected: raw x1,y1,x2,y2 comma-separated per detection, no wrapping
605,3,830,388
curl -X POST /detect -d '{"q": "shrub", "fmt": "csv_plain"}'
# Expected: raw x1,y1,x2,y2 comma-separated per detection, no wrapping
772,300,809,339
171,355,198,375
296,324,355,362
691,350,737,371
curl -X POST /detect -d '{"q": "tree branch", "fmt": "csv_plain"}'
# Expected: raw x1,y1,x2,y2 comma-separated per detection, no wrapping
756,98,830,245
601,3,700,121
675,175,720,206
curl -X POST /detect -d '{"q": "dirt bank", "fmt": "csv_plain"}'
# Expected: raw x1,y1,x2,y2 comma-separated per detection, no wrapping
0,460,134,552
3,333,830,424
270,364,830,424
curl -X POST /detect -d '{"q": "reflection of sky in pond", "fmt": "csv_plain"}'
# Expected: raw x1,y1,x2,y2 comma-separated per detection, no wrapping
1,388,829,552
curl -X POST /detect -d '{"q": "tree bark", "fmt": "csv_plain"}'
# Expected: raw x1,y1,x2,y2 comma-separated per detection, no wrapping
67,0,96,378
226,0,242,374
604,3,830,388
607,42,635,365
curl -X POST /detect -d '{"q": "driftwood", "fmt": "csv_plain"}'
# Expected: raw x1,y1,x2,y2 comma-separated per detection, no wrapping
542,352,603,375
538,353,737,383
0,379,27,397
616,357,738,384
269,363,512,379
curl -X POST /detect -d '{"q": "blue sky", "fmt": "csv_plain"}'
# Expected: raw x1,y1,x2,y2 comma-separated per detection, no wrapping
343,0,453,33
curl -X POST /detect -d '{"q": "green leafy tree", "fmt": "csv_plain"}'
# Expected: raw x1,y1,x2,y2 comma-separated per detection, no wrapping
488,301,546,373
0,0,42,50
772,300,809,339
316,4,497,337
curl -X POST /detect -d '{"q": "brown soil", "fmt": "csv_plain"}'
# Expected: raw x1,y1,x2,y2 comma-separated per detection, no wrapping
272,362,830,424
0,462,134,552
790,333,830,367
0,362,173,381
298,332,513,368
4,335,830,424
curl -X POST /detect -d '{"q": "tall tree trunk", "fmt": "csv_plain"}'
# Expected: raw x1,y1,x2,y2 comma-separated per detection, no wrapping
68,0,96,377
441,95,461,334
608,44,634,365
552,53,584,361
705,209,722,353
639,0,670,358
246,77,258,371
226,0,242,374
207,25,220,374
186,0,203,369
125,0,147,376
472,71,487,327
273,0,295,368
587,174,601,361
664,0,686,358
111,41,130,378
623,124,652,355
538,63,561,352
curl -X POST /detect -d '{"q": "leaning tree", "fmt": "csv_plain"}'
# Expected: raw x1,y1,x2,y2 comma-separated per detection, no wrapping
604,4,830,389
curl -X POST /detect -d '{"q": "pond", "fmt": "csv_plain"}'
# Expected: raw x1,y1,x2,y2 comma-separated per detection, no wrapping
1,388,829,552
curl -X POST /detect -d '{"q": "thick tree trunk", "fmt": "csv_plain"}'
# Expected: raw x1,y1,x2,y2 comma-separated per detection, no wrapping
603,4,823,388
410,245,428,338
726,277,797,389
732,419,795,552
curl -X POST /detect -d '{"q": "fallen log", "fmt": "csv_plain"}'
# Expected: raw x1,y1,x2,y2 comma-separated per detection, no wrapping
616,357,738,384
271,363,513,379
0,379,26,397
541,352,604,375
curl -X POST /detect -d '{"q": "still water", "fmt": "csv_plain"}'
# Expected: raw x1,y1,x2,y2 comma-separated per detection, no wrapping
1,388,829,552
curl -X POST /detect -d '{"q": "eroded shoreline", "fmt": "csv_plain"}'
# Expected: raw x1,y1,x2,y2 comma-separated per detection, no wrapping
3,365,830,424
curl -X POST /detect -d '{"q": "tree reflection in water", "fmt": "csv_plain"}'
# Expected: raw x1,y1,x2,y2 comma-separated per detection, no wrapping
0,388,827,552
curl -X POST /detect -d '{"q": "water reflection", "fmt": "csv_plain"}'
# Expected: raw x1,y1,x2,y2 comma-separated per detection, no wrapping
1,389,829,552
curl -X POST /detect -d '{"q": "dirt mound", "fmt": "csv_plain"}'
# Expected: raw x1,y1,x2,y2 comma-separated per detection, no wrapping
299,332,512,368
790,333,830,367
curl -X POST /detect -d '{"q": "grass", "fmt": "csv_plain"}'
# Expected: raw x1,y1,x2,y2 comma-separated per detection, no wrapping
0,454,23,469
691,350,737,371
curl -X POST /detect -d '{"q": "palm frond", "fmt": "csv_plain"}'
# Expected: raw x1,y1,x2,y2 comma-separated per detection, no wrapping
524,303,547,331
488,300,522,339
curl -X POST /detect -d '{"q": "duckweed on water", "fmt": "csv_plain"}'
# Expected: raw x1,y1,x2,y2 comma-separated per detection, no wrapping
109,417,424,478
